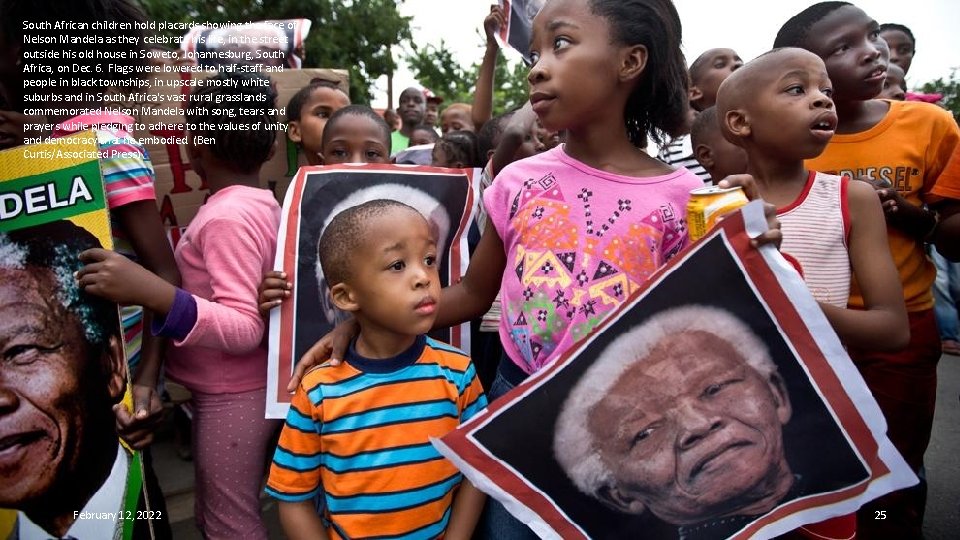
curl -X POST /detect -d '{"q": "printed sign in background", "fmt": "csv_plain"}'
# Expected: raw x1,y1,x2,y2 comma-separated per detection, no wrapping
498,0,547,64
435,203,916,539
266,164,477,418
0,133,146,540
114,68,348,245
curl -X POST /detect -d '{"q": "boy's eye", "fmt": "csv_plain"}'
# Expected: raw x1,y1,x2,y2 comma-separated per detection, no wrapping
389,260,405,271
331,148,348,157
366,149,383,158
424,255,436,267
822,87,833,98
553,36,571,51
529,50,540,64
785,85,803,95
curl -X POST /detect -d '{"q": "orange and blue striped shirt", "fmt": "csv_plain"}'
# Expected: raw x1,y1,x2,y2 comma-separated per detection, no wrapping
266,335,486,539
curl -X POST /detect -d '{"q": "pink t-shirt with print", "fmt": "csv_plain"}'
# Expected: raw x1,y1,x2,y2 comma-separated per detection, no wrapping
484,145,702,374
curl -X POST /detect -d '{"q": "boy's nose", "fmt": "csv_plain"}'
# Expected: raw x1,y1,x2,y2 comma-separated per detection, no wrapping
812,94,833,109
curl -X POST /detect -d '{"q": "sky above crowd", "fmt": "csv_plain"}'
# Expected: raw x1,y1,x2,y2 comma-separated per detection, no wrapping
371,0,959,109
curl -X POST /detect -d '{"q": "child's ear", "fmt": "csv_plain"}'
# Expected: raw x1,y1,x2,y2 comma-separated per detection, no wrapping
724,109,751,139
619,45,648,83
330,283,359,313
316,152,326,165
689,85,704,106
288,120,303,144
694,143,714,170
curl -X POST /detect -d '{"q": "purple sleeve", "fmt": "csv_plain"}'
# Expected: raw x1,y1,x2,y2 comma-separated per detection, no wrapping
152,287,199,341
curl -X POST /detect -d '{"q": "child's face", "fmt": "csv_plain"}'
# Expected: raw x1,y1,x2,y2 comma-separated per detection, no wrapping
806,6,886,102
440,108,475,135
879,64,907,101
289,87,350,163
744,49,837,160
527,0,624,133
702,134,748,183
410,128,437,147
321,115,390,165
879,28,914,74
535,121,560,152
344,208,441,339
424,102,440,127
691,48,743,110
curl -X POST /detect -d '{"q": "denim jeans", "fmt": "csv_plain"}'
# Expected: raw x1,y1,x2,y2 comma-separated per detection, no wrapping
932,249,960,341
473,360,541,540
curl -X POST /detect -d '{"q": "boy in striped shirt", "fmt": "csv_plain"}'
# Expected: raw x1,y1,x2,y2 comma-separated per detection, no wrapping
266,200,487,539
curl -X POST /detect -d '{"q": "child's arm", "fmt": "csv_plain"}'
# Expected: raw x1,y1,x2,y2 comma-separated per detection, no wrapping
471,5,505,131
80,217,270,355
434,219,506,329
818,180,909,350
444,480,486,540
113,200,181,448
490,102,537,178
931,199,960,260
278,501,329,540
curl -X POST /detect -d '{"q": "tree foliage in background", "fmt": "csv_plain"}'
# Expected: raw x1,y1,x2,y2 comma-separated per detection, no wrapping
918,68,960,123
405,40,530,115
139,0,412,103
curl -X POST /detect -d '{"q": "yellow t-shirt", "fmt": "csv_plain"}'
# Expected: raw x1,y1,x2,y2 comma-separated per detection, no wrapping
806,100,960,312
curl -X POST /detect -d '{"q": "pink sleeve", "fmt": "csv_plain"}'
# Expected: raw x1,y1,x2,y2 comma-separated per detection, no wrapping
482,167,517,242
177,217,267,354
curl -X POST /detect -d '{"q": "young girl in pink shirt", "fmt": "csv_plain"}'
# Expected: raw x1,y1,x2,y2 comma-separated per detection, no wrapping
278,0,781,537
78,71,282,539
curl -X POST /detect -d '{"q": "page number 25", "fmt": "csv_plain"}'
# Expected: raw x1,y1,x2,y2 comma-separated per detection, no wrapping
875,511,887,520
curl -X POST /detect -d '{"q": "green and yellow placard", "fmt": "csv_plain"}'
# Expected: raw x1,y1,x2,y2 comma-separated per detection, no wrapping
0,132,146,540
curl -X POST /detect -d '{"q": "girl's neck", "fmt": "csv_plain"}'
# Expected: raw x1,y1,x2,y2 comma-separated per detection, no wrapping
564,117,669,178
205,169,261,194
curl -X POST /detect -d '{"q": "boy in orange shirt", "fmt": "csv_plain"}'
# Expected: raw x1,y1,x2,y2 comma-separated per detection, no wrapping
266,200,486,540
775,2,960,537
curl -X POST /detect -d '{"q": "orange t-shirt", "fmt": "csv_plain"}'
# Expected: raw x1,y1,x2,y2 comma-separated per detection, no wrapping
931,141,960,200
806,99,960,312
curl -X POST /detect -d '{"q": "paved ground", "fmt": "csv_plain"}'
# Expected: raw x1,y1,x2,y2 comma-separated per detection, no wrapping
154,353,960,539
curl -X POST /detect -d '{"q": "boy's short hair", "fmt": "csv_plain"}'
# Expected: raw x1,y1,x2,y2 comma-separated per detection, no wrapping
689,106,720,148
318,200,421,287
320,105,392,153
773,1,852,49
411,125,440,143
477,109,519,159
688,50,718,86
185,71,278,173
879,23,915,47
287,80,347,122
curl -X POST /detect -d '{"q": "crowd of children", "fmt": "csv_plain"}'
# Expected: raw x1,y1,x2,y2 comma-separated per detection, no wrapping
2,0,960,539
